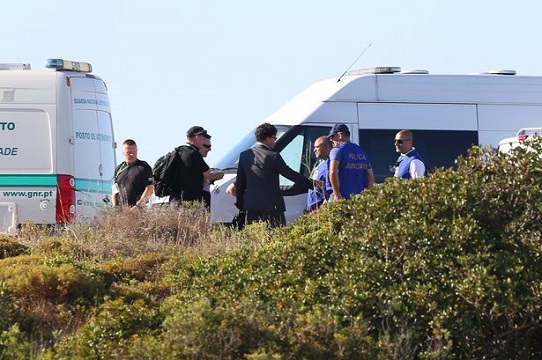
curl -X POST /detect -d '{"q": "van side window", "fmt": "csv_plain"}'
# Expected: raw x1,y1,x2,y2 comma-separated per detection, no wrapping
280,134,304,186
273,125,331,188
359,129,478,183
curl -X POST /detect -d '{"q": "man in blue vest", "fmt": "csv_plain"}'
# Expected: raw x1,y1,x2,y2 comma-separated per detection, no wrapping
393,129,426,179
306,136,333,212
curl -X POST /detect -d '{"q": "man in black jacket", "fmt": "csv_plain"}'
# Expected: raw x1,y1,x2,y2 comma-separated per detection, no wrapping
235,123,313,228
169,126,224,209
113,139,154,209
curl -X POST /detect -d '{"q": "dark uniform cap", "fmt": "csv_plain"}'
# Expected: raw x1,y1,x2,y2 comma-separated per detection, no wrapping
327,123,350,139
187,126,211,139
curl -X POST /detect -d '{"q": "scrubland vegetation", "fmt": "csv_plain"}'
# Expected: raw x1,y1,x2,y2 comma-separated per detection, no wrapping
1,140,542,359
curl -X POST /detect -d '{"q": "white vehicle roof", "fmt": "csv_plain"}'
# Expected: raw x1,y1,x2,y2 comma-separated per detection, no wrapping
264,67,542,127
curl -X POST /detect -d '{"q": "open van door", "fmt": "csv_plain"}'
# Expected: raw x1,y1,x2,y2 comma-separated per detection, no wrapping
71,77,116,218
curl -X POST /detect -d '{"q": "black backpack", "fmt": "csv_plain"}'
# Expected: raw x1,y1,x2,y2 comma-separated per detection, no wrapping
152,146,184,197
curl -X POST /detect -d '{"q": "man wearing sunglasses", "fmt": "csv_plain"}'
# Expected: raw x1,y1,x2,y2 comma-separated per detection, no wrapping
393,129,426,179
169,126,224,209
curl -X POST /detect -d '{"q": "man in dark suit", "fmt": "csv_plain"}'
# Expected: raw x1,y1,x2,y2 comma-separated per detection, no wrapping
235,123,313,228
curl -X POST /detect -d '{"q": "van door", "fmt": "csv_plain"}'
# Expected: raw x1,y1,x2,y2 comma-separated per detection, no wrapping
71,77,115,218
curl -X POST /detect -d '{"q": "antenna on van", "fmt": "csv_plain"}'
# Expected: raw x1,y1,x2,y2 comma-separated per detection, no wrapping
337,43,372,83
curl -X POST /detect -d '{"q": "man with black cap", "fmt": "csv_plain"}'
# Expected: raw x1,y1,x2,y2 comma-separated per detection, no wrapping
327,123,374,201
169,126,224,209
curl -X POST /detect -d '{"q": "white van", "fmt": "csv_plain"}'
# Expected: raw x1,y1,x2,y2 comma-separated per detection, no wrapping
210,67,542,224
498,127,542,154
0,59,116,234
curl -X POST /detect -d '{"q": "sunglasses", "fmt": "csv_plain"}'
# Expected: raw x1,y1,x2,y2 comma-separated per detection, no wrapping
394,138,410,144
202,144,212,149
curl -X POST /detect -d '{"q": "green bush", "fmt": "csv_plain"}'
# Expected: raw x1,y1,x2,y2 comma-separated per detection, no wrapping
0,237,28,259
0,256,105,304
0,282,16,333
45,298,164,360
157,141,542,358
31,237,91,260
3,140,542,358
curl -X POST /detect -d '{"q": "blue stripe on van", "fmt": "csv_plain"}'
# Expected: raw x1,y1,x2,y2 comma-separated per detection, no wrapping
0,175,111,194
75,178,112,194
0,174,57,187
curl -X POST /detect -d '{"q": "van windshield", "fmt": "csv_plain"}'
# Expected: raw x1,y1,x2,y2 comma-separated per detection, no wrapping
213,125,291,170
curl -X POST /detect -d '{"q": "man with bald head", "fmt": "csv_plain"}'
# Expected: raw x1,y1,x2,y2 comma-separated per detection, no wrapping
393,129,426,179
306,136,333,212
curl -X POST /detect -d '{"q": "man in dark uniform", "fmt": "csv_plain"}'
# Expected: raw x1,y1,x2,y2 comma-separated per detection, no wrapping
169,126,223,209
112,139,154,208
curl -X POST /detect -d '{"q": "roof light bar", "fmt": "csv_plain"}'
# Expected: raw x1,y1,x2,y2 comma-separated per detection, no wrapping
480,70,517,76
46,58,92,73
400,69,429,75
0,63,31,70
348,66,402,75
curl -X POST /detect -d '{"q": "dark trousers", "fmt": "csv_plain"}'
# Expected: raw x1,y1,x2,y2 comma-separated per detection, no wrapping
170,191,209,212
246,210,286,228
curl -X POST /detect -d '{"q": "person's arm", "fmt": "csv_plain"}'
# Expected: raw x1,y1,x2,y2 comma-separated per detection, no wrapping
410,159,426,179
203,169,225,183
328,159,342,200
366,169,375,189
275,154,313,191
134,184,154,208
226,182,237,197
111,189,119,206
111,167,120,207
235,156,247,211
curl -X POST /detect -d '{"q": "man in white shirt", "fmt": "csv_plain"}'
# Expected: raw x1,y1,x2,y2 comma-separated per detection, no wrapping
393,129,426,179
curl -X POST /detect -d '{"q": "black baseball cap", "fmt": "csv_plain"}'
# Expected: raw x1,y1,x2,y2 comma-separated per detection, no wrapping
186,126,211,139
327,123,350,139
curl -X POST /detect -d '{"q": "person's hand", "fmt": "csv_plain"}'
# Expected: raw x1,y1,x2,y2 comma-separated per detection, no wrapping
226,183,237,197
210,171,225,183
130,202,145,211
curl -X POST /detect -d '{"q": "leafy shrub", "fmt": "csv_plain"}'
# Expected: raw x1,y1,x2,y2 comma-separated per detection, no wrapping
3,141,542,358
31,237,91,261
0,282,16,333
45,298,164,360
0,324,33,360
0,255,106,343
0,237,28,259
99,252,168,285
157,141,542,358
0,255,104,304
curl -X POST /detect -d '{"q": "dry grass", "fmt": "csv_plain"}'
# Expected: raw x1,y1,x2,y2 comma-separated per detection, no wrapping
16,203,271,263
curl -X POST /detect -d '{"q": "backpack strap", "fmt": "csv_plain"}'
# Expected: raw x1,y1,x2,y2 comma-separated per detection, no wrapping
114,161,129,180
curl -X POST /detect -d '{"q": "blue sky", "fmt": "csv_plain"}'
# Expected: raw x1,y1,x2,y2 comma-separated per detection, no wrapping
3,0,541,167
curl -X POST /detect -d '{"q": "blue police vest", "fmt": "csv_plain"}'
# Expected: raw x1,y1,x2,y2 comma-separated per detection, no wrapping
395,149,425,179
306,160,331,211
